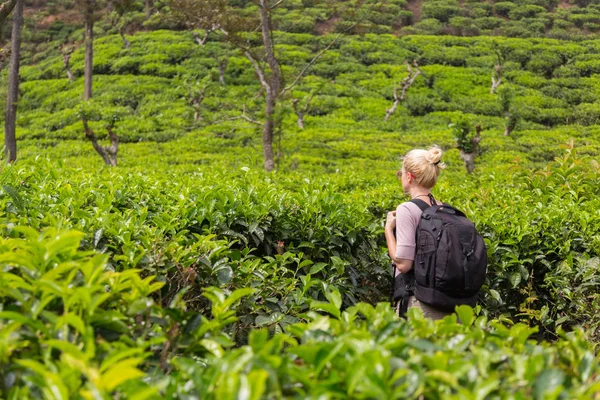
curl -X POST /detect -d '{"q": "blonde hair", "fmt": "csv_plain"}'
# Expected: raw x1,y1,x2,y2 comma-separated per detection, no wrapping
402,146,446,189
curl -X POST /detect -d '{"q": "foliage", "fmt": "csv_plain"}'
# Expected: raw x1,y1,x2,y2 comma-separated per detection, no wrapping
1,229,599,398
3,7,600,398
165,303,600,399
451,113,479,153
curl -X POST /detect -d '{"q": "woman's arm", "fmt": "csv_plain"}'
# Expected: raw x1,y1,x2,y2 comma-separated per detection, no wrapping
385,210,414,274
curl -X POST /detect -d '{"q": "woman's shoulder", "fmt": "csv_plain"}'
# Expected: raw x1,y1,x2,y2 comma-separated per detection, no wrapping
396,201,425,215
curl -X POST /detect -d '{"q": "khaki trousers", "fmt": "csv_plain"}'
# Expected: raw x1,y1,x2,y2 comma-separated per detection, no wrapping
406,296,454,321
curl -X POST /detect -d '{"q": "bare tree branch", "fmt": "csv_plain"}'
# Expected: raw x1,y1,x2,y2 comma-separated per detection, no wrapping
490,49,503,94
281,33,344,95
216,55,228,85
270,0,284,9
213,106,263,126
192,30,210,45
61,44,75,82
292,92,316,129
474,123,482,143
490,64,502,94
280,17,363,96
106,123,119,160
385,60,421,121
244,49,270,90
82,117,119,166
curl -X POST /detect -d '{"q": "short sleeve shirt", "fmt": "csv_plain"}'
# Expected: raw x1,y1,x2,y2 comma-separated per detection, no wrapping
395,201,425,261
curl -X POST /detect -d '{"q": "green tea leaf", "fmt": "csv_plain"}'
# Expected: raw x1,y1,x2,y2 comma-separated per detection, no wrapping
455,305,474,327
216,265,233,285
309,262,327,275
533,369,565,400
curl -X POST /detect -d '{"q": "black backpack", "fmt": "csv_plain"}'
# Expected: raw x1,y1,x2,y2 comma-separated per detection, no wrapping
408,198,487,311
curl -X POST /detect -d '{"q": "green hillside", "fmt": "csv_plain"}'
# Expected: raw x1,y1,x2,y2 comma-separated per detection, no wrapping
10,0,600,45
0,1,599,398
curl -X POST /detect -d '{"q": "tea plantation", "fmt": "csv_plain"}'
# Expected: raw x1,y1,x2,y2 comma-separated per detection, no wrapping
1,1,600,398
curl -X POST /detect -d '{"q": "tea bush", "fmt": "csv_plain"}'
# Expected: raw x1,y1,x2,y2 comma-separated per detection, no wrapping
0,142,599,342
2,230,599,398
2,11,600,397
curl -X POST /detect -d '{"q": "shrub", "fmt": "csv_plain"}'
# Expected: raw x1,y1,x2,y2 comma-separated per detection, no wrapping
494,2,516,18
421,3,461,23
509,4,547,20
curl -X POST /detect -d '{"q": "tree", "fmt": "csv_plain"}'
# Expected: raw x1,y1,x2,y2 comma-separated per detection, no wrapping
107,0,145,49
144,0,154,17
76,0,104,100
4,0,22,163
498,85,517,136
384,60,421,121
490,64,502,94
73,0,121,165
60,43,75,82
490,50,503,94
451,115,482,174
215,54,227,86
172,0,351,171
182,75,211,124
79,103,125,167
192,40,229,86
291,92,316,130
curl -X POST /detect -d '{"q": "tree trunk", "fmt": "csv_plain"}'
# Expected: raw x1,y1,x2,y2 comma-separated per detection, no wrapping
459,150,476,174
263,89,276,172
490,65,502,94
192,30,209,45
81,1,118,166
83,117,119,166
217,57,227,85
504,113,515,136
84,5,94,100
384,95,399,121
62,52,74,82
144,0,153,17
258,1,281,95
120,29,130,49
384,61,420,121
292,99,305,129
296,112,305,129
258,0,281,172
4,0,23,163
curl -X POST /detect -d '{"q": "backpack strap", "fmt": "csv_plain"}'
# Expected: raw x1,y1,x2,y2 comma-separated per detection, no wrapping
428,193,438,206
409,198,429,212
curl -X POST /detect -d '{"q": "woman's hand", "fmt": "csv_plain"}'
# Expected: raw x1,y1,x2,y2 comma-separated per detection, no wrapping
385,210,396,231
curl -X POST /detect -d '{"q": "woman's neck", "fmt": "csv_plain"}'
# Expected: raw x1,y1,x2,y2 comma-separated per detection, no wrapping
409,187,431,199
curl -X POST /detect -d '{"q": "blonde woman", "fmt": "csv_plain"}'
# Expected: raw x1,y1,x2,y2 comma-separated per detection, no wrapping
384,146,451,320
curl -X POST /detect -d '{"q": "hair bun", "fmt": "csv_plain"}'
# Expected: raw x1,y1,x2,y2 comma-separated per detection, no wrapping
426,146,444,166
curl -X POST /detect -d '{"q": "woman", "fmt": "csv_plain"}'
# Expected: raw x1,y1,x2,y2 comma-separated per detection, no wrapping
384,146,452,320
